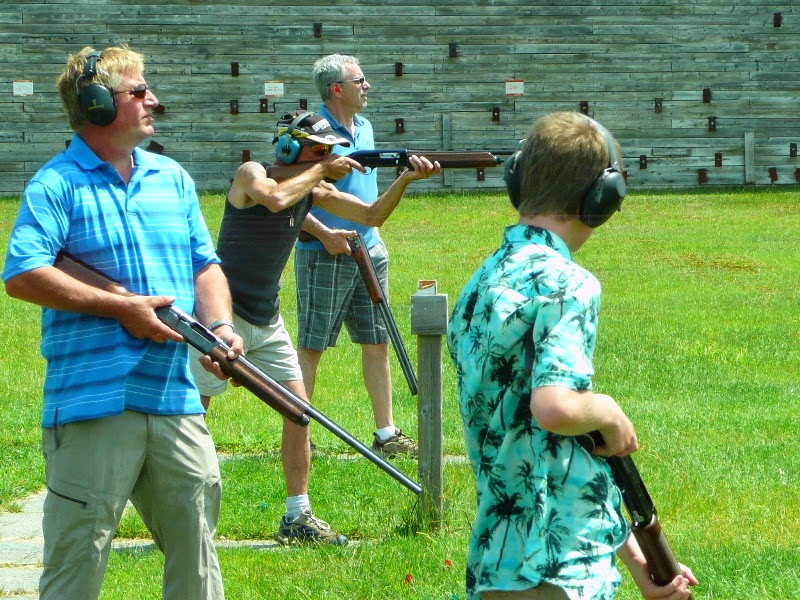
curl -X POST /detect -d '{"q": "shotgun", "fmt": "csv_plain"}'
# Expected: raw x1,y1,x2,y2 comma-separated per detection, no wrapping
347,233,418,396
53,251,422,495
269,149,508,181
576,432,690,595
347,149,505,170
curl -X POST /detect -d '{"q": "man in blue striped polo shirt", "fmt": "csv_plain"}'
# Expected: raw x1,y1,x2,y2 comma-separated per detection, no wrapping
2,45,241,600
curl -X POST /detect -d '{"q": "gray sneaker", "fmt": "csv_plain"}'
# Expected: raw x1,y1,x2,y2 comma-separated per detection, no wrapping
276,509,348,546
372,429,418,458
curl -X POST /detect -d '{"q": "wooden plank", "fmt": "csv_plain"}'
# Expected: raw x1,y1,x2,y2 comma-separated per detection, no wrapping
2,0,800,192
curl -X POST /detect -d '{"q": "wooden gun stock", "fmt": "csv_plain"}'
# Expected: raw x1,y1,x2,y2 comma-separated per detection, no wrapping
207,345,309,423
577,432,691,594
347,234,418,396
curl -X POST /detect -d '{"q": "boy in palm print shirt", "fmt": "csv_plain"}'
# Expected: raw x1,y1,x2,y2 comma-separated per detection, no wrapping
447,112,696,600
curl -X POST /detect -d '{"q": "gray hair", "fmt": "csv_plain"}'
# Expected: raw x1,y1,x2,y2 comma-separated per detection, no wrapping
313,54,360,101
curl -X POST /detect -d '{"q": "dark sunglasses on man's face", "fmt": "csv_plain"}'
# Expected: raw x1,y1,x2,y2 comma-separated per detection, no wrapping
310,144,332,155
114,83,150,99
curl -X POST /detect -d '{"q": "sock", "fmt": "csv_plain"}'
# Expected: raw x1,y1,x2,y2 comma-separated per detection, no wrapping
285,494,311,519
375,426,400,443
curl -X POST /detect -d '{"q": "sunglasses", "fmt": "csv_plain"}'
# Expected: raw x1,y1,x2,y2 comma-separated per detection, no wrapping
310,143,332,155
335,76,367,86
114,83,150,99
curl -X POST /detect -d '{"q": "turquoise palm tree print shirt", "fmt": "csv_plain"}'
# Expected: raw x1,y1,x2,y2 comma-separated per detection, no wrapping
447,224,628,600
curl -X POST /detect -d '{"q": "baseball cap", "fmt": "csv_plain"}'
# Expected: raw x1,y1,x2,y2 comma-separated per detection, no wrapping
273,110,350,147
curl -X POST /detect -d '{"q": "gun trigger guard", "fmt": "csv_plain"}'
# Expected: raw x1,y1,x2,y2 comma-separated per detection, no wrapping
575,434,596,453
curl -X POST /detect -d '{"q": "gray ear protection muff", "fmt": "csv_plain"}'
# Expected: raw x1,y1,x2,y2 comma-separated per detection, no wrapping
503,120,626,228
76,51,117,126
274,111,313,164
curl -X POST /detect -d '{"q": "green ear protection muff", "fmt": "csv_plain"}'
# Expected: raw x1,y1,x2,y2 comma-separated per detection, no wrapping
503,119,626,228
274,111,313,164
76,51,117,126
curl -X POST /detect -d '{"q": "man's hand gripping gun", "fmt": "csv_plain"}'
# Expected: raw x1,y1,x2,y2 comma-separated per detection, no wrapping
347,233,418,396
577,432,692,596
54,252,422,495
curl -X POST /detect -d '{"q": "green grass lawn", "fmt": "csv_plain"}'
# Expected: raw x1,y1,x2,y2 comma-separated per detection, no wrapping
1,188,799,598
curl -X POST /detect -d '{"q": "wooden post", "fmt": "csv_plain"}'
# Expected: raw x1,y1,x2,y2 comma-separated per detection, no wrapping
744,131,755,184
410,283,448,529
442,113,453,187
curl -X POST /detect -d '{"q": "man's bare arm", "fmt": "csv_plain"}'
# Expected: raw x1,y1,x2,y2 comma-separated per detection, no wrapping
313,154,440,226
6,265,182,342
299,213,356,255
228,155,363,211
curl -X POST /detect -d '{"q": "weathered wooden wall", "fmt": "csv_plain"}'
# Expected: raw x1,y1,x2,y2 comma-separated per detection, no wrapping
2,0,800,195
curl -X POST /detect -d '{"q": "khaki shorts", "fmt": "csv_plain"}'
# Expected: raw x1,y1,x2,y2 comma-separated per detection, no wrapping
190,312,302,397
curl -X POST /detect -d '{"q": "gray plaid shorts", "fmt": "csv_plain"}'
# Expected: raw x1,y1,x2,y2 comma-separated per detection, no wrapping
294,241,390,350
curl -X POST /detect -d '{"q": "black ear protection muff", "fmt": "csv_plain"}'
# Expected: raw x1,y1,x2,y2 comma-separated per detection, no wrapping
76,51,117,126
503,139,525,210
579,124,627,228
274,111,313,164
503,119,626,228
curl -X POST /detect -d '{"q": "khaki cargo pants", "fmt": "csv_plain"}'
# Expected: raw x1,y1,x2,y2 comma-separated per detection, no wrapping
40,411,224,600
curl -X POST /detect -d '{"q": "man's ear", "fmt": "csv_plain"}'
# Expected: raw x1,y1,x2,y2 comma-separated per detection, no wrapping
331,83,342,96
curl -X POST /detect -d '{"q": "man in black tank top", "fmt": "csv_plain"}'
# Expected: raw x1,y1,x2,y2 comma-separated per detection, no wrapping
190,111,440,545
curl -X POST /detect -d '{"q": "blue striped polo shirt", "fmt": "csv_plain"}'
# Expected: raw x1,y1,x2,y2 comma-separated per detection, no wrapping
2,134,219,426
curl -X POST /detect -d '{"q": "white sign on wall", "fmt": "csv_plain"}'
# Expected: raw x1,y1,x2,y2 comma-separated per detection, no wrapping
505,80,525,96
13,80,34,96
264,81,285,97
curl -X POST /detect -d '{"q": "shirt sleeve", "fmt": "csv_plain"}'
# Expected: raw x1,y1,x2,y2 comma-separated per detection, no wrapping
530,283,599,392
2,180,71,282
181,170,220,274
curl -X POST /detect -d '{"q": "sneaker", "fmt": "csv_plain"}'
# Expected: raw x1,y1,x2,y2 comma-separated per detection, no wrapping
372,429,418,458
276,509,348,546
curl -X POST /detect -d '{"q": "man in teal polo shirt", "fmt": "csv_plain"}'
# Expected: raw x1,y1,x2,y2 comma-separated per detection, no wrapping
295,54,426,458
3,45,241,599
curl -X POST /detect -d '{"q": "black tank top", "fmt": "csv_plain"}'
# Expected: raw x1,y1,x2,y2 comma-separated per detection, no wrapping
216,192,313,325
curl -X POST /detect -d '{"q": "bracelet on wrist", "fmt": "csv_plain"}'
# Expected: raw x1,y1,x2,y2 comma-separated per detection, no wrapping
208,319,235,332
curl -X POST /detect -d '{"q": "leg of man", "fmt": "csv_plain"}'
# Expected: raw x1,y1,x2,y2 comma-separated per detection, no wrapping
39,412,149,600
361,342,392,429
196,312,345,545
280,379,311,497
296,347,323,400
129,413,224,600
344,242,417,458
275,378,346,545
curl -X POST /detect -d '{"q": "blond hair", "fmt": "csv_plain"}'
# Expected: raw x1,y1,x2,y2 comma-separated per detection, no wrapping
56,45,145,130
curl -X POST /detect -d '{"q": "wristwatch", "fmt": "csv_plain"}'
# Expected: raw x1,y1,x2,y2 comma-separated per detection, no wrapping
208,319,235,332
